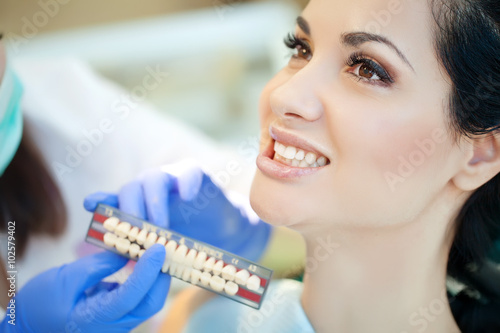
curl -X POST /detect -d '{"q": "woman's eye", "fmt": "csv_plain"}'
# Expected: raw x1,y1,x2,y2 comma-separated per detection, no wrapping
354,63,381,81
346,53,394,86
284,33,312,61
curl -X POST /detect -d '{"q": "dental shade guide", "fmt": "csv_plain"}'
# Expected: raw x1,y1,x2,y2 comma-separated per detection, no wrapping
86,204,273,309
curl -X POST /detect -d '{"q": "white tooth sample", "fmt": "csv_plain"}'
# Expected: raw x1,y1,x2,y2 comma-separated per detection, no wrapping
209,275,226,292
277,143,286,155
221,265,237,281
246,275,261,291
299,160,309,168
305,152,317,164
311,162,319,168
156,236,167,246
128,227,139,242
182,267,192,282
285,158,292,164
144,232,158,249
136,229,148,245
292,159,300,167
317,156,327,167
173,245,188,263
115,238,131,254
203,257,216,273
162,240,177,273
184,249,197,267
115,222,131,238
200,272,212,286
103,217,119,232
173,264,185,277
103,232,118,247
213,260,224,276
235,269,250,285
191,269,202,284
138,249,146,258
129,243,140,258
284,146,297,159
193,252,207,270
274,141,279,152
295,149,305,161
224,281,239,296
169,263,182,277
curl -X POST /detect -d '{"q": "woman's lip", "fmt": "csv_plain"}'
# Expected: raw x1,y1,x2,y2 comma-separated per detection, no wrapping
269,126,329,159
256,139,327,179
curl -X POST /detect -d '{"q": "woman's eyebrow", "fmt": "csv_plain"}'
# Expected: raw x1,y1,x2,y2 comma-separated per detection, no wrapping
297,16,311,36
341,32,415,72
296,16,415,73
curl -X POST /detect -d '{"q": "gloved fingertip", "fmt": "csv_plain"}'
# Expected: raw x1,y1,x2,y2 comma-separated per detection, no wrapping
84,192,119,211
178,167,204,201
140,244,166,268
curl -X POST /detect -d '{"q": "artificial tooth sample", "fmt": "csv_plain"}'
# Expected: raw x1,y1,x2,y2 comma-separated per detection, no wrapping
169,263,181,277
191,269,202,284
213,260,224,276
173,245,188,263
221,265,237,281
144,232,158,249
203,257,216,273
115,222,131,238
136,229,148,245
200,272,212,286
129,243,141,258
138,249,146,258
156,236,167,246
103,232,118,247
246,275,261,291
162,240,177,273
235,269,250,285
103,217,119,232
209,275,226,292
128,226,139,242
182,267,192,282
193,252,207,270
305,152,317,165
283,146,297,159
115,238,131,254
224,281,239,296
185,249,197,267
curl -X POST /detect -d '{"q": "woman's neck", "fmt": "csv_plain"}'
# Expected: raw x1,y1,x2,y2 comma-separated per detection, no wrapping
294,200,462,333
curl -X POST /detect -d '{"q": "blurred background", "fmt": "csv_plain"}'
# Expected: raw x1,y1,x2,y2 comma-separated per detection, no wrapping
0,0,308,145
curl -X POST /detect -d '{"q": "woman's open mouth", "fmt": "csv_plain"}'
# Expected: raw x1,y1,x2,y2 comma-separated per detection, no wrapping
273,141,329,168
256,127,330,179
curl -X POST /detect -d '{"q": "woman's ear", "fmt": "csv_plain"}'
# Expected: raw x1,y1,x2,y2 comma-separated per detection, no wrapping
452,133,500,191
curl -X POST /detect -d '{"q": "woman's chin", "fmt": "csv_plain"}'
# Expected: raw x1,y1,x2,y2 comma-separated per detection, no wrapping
250,173,301,227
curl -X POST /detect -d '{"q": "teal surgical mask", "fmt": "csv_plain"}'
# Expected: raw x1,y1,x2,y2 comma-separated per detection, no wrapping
0,62,23,176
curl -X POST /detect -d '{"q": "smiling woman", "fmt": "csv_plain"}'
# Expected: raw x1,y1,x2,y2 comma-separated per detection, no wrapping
165,0,500,332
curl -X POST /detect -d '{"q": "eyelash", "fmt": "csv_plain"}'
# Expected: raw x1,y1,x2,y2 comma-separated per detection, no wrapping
283,33,394,87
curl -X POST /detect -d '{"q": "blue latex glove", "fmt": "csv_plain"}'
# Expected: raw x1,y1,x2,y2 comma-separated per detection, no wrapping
1,245,169,333
84,161,271,262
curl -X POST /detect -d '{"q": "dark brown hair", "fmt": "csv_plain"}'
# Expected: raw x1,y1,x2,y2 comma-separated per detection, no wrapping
0,122,67,258
431,0,500,330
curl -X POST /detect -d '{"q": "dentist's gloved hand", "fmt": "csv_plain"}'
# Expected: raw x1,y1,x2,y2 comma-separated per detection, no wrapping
1,245,169,333
84,161,271,262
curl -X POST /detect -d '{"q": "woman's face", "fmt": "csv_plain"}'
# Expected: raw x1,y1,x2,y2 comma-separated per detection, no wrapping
250,0,466,229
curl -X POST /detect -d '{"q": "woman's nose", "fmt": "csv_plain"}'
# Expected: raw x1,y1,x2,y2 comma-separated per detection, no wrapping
269,66,325,123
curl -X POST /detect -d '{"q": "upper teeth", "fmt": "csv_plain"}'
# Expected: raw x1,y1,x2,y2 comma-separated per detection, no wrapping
274,141,328,168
